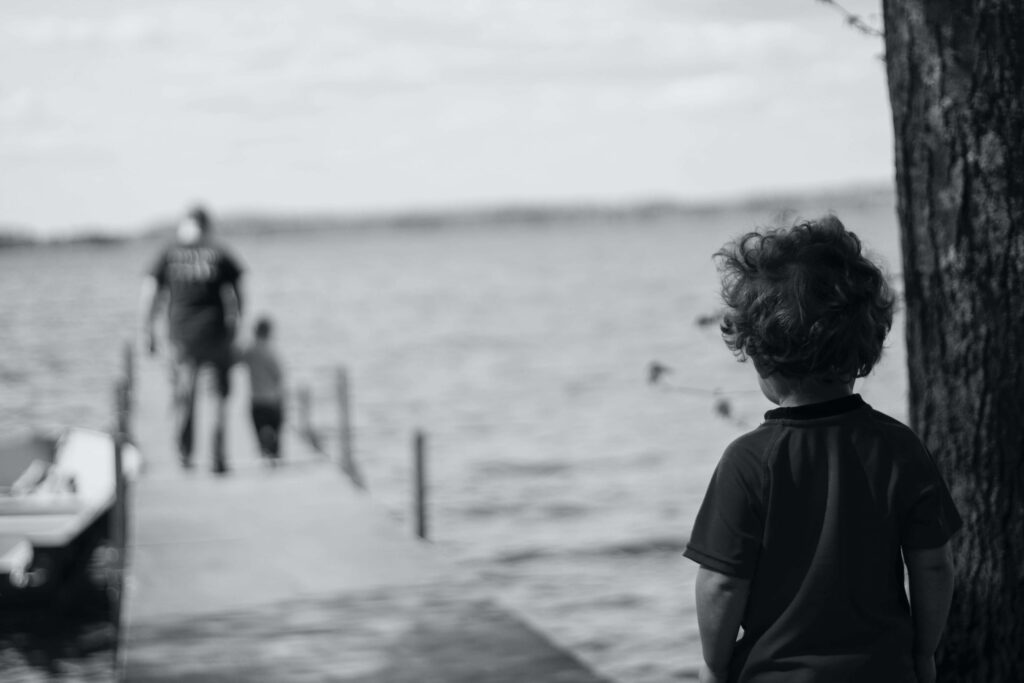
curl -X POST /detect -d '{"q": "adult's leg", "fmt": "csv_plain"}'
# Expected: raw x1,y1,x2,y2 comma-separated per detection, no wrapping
171,351,199,468
212,393,228,474
211,349,233,474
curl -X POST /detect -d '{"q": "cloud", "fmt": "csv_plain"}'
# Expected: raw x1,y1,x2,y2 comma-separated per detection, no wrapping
649,73,756,111
2,13,162,46
0,89,38,123
0,0,893,230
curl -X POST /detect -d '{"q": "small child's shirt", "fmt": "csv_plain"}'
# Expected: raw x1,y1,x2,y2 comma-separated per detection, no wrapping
241,340,284,406
684,394,962,683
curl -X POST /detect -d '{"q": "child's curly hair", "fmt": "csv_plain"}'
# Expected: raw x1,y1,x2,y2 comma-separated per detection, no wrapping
715,215,894,380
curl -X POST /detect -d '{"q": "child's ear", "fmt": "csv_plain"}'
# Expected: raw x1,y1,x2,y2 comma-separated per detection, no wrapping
752,357,771,378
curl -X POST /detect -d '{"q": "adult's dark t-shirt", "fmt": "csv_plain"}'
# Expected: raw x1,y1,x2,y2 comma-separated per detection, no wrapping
150,241,243,354
684,395,962,683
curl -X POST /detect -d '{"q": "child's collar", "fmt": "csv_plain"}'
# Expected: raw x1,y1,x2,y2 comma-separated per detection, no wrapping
764,394,867,421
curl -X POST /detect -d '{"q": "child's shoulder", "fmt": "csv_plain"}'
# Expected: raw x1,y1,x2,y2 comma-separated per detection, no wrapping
862,407,929,450
719,423,780,471
246,341,282,366
235,342,265,364
728,419,787,450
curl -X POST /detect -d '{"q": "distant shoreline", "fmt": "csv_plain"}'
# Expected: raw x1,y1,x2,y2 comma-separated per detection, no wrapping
0,183,896,249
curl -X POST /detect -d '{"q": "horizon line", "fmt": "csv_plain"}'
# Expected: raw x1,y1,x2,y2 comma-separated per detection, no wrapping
1,181,896,244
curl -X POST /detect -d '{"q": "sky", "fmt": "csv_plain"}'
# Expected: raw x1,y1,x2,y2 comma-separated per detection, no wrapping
0,0,890,235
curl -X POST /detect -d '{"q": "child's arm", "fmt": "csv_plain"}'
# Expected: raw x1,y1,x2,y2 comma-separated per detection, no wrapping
904,542,955,683
695,566,750,683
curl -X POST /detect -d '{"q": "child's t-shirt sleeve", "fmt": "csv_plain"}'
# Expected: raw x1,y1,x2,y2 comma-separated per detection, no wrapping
900,446,963,550
683,439,765,578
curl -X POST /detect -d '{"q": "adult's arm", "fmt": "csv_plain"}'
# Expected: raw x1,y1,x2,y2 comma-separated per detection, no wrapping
904,542,955,683
140,275,164,354
695,566,750,683
221,277,243,340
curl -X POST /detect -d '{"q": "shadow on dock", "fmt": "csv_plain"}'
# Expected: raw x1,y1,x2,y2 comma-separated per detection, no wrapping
127,586,609,683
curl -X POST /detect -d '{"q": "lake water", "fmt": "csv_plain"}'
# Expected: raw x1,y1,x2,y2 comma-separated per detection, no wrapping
0,193,908,682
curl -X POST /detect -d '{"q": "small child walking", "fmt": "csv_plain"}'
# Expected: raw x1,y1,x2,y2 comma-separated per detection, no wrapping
241,316,285,464
684,216,962,683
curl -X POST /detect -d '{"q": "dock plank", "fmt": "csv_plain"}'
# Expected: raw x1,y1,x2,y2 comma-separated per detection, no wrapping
123,466,445,622
123,355,612,682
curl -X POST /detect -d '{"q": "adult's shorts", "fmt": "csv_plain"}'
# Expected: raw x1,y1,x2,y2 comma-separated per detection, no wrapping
173,338,235,397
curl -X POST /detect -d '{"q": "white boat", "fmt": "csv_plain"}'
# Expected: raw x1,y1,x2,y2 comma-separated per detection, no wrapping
0,428,140,604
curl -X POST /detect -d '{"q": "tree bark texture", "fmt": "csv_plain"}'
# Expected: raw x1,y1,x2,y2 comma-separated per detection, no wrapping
883,1,1024,680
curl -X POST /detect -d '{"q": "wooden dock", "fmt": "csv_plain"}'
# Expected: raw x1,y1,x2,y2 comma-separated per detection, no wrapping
121,353,612,682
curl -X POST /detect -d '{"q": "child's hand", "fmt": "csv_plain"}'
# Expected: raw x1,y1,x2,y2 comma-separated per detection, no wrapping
699,664,727,683
914,654,936,683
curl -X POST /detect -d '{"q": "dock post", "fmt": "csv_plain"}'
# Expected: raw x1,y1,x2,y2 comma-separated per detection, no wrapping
122,341,135,415
113,376,131,548
414,430,428,540
112,388,128,558
111,378,130,675
336,367,365,489
296,384,323,453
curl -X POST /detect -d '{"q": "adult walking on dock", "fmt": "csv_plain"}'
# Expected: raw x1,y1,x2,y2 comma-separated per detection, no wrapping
141,204,244,474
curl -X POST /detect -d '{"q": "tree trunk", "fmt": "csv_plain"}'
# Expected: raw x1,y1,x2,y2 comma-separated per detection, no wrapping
882,1,1024,680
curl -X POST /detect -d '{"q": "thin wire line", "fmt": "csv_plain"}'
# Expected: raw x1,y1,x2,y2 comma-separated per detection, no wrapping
817,0,884,38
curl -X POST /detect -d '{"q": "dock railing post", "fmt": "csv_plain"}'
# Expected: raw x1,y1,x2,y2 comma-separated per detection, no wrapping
112,366,132,552
112,382,128,550
336,367,365,489
296,384,323,453
111,376,131,675
414,430,428,540
122,341,135,415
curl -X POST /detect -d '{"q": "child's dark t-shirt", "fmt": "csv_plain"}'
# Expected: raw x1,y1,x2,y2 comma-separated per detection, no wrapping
684,395,962,683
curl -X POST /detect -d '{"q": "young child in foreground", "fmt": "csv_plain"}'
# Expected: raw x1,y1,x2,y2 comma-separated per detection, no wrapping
683,216,962,683
241,317,286,464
